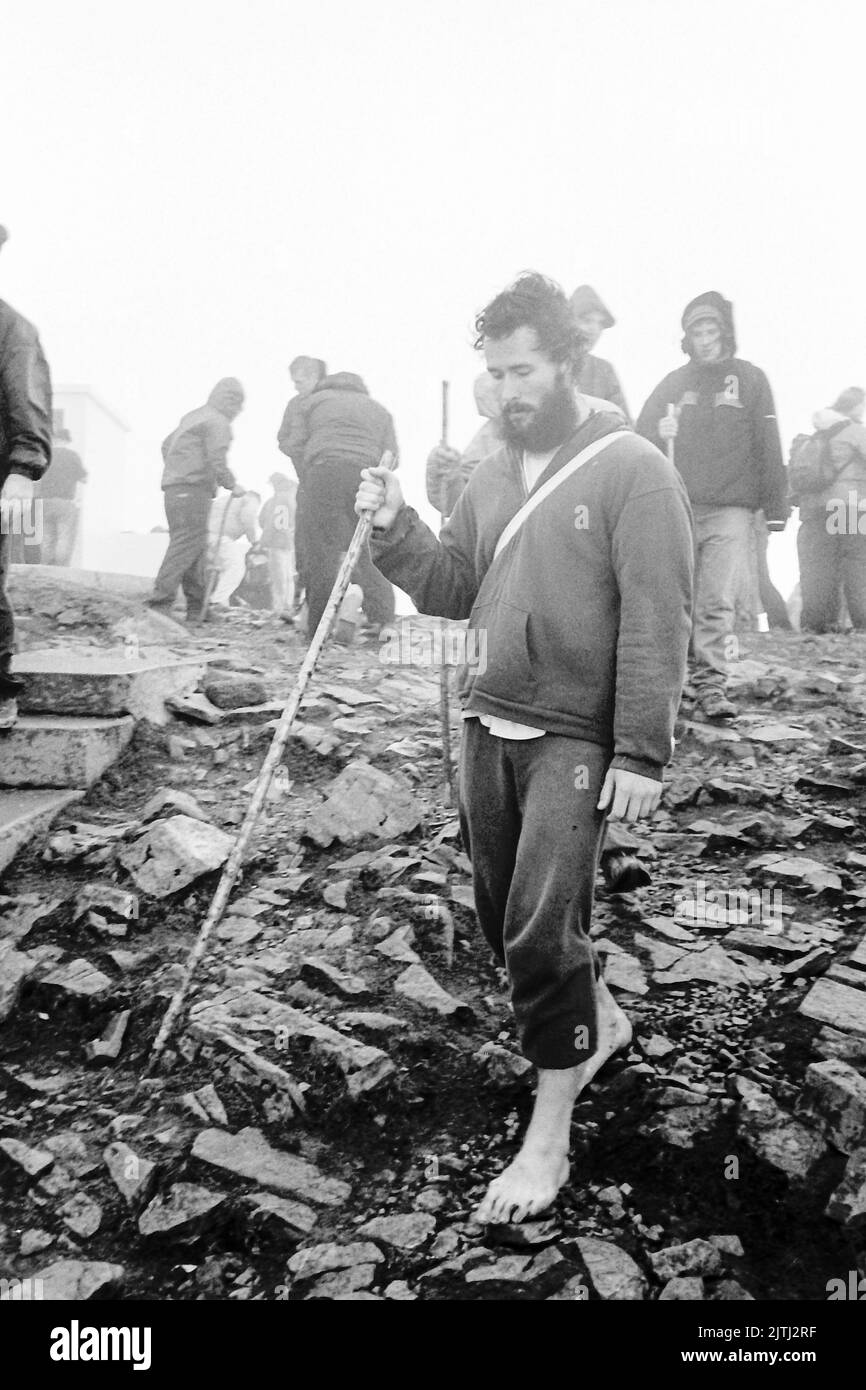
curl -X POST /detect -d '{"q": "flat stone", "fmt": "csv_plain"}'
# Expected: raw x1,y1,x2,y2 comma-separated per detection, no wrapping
203,676,269,710
651,1239,722,1281
304,759,422,848
192,1083,228,1127
73,883,139,922
603,950,648,995
119,815,234,898
288,1241,384,1281
15,649,203,722
0,1136,54,1179
356,1213,436,1252
40,958,113,1000
575,1237,647,1300
300,958,370,998
32,1258,125,1300
0,715,134,789
306,1264,377,1298
713,1279,756,1300
394,963,472,1019
239,1190,319,1239
339,1011,408,1033
0,941,39,1022
736,1077,827,1179
192,1127,350,1206
216,917,262,945
709,1234,745,1257
138,1182,227,1241
799,979,866,1038
142,788,212,823
800,1059,866,1155
19,1228,55,1256
464,1254,533,1285
779,948,833,979
722,928,805,959
812,1027,866,1066
58,1192,103,1239
653,943,749,989
0,789,83,875
42,1132,100,1179
84,1008,130,1063
641,1034,677,1060
103,1141,158,1207
375,928,421,964
659,1276,705,1300
473,1041,533,1083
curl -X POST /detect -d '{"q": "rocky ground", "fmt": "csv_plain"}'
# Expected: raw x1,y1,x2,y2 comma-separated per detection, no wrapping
2,604,866,1303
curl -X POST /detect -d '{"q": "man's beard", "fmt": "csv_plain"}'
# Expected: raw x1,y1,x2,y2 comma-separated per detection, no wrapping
501,377,579,451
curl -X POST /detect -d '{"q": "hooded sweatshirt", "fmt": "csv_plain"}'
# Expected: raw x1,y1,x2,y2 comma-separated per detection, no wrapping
635,296,787,521
373,409,693,779
279,371,398,471
570,286,630,421
160,378,242,493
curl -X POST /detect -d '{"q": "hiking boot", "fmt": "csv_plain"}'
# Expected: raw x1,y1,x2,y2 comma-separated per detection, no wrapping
601,850,652,894
0,698,18,731
697,689,738,722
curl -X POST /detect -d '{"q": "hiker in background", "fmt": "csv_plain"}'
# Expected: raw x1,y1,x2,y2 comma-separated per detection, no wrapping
259,471,297,619
278,356,327,618
357,272,692,1225
792,387,866,633
280,370,398,638
207,489,261,610
734,511,793,632
0,224,52,728
570,285,631,422
426,372,503,520
148,378,246,620
637,291,788,722
37,425,88,566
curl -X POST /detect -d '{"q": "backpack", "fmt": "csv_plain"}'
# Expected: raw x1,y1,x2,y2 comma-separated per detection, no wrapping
787,422,849,502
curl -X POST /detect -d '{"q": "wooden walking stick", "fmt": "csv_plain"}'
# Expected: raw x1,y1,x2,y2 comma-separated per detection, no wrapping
666,402,677,468
145,453,395,1073
438,381,457,806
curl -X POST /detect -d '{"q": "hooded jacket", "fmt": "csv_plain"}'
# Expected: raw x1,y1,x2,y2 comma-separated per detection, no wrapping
798,408,866,520
160,378,242,494
0,299,52,483
373,409,693,779
278,371,398,472
636,297,787,521
570,286,630,421
426,372,502,516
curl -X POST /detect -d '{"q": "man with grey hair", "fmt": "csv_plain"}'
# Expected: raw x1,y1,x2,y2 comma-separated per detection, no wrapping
0,225,53,728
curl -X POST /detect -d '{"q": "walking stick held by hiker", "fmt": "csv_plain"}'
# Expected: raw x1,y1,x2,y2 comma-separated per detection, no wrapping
438,380,457,806
665,402,677,468
145,453,396,1073
199,490,235,622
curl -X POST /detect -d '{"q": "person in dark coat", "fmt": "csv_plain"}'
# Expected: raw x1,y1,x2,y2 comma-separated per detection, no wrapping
0,225,53,727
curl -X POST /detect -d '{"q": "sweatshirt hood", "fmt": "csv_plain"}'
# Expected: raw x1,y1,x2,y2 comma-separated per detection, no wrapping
681,291,737,358
208,377,245,415
317,372,368,395
569,284,615,328
473,371,501,421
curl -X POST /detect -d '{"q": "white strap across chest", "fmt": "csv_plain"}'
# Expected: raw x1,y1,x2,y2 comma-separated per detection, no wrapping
492,430,630,563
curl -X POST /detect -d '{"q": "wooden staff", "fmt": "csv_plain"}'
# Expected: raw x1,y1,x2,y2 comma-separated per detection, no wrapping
438,381,456,805
145,453,395,1072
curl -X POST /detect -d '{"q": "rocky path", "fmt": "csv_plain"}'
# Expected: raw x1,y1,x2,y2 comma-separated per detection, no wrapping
1,614,866,1301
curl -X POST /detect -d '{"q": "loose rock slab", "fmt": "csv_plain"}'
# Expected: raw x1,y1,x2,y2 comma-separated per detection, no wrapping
138,1183,227,1241
575,1237,647,1300
394,963,472,1019
32,1259,125,1301
119,815,234,898
192,1127,350,1207
356,1213,436,1252
304,760,422,848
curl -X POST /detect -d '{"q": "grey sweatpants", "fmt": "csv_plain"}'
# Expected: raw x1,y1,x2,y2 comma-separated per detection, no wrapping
458,719,609,1069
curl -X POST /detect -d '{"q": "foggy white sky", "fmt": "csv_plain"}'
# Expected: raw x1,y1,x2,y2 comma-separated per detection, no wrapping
3,0,865,593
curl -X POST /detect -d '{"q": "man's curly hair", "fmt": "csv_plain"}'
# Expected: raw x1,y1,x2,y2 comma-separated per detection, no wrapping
474,271,586,372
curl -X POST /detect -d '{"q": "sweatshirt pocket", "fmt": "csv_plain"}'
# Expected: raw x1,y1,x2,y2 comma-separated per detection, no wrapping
463,599,537,702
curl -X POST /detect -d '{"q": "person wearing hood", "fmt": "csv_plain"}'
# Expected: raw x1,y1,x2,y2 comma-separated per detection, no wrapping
356,273,692,1226
426,372,503,519
795,387,866,632
570,285,631,423
279,370,398,637
148,378,246,620
0,225,52,728
636,292,788,721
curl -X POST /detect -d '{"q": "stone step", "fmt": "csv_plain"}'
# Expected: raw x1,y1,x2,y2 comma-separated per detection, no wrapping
0,789,84,874
13,650,203,723
0,716,134,789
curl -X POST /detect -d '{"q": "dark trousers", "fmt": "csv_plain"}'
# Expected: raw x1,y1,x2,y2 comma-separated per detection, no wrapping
294,470,309,599
304,459,395,636
152,486,212,613
458,719,609,1069
798,514,866,631
0,530,22,696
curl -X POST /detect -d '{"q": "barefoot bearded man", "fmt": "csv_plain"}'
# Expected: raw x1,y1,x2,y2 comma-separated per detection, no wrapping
356,274,693,1223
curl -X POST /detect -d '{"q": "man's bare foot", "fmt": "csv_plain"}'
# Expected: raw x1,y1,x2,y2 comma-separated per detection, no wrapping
474,984,632,1225
475,1151,570,1225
